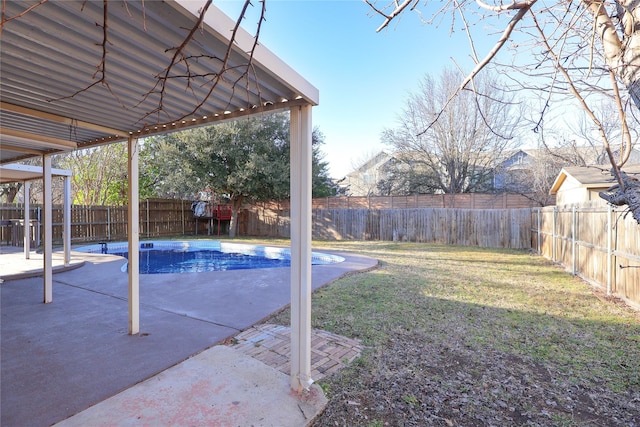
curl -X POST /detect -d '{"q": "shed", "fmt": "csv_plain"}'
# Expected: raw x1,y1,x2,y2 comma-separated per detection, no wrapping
549,165,640,206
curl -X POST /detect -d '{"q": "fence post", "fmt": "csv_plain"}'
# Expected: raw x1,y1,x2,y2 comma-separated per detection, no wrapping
607,204,613,296
537,208,541,255
107,207,111,241
571,205,577,275
146,199,150,237
182,200,185,235
552,206,557,262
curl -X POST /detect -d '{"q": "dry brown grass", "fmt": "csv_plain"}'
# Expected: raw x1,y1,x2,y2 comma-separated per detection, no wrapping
264,241,640,426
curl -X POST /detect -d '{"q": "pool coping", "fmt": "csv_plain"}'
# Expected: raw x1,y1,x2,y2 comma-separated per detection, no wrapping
74,240,346,273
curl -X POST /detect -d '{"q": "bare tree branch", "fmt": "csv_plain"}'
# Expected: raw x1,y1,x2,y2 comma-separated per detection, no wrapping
48,0,126,109
417,1,535,137
364,0,420,32
609,68,633,167
0,0,48,37
138,0,268,125
530,9,626,188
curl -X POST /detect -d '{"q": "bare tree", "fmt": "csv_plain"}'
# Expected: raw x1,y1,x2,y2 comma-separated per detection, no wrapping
382,67,519,194
495,148,567,205
57,143,129,206
366,0,640,222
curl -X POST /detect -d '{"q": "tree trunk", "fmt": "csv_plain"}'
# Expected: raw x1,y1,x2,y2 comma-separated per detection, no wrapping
578,1,640,222
599,170,640,222
583,0,640,110
2,183,22,203
228,195,244,238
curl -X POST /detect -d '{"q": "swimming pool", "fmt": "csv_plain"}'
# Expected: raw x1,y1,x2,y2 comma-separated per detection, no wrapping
75,240,345,274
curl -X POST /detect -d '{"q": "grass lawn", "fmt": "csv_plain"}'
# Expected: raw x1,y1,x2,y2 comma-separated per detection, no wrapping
260,241,640,426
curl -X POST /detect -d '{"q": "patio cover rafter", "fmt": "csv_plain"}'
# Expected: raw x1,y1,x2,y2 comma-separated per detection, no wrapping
1,102,129,137
0,128,78,150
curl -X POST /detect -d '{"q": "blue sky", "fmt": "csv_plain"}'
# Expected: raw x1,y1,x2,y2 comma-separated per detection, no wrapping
216,0,495,178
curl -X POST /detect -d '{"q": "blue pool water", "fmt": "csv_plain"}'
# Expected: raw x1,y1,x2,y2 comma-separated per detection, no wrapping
117,249,291,274
75,241,344,274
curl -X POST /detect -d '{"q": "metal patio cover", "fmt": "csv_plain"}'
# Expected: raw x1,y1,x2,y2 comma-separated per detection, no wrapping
0,0,320,394
0,0,319,164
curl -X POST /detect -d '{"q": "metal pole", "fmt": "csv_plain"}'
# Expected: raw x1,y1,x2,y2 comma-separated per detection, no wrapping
24,181,31,259
43,155,53,303
127,136,140,335
63,176,71,266
289,104,313,393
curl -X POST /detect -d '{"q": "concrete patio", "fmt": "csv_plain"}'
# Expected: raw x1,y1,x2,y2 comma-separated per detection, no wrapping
0,245,377,427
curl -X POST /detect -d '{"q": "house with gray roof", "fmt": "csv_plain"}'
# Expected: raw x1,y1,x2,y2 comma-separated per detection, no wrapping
549,164,640,206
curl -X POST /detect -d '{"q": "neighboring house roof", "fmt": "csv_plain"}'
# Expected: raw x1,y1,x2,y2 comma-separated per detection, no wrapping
549,164,640,194
346,151,394,177
498,146,607,168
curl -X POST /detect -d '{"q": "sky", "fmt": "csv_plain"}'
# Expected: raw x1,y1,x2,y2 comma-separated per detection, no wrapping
216,0,498,179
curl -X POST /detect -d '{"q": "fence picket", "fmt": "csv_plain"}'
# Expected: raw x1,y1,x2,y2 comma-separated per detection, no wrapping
3,197,638,308
531,202,640,309
1,199,196,244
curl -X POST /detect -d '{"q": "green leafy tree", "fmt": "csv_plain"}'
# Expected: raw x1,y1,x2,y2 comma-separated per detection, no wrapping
311,129,337,198
142,112,334,237
57,143,128,206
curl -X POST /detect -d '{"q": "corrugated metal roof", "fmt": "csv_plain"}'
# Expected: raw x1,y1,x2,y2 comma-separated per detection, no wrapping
0,0,318,164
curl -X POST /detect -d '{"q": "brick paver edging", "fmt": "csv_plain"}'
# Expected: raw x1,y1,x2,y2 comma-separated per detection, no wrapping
227,324,363,380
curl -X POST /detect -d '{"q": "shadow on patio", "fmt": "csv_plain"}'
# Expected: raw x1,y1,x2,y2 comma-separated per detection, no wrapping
1,247,377,427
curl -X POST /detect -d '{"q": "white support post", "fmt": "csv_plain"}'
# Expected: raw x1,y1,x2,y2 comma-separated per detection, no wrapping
289,104,313,393
43,155,53,303
24,181,31,259
63,176,71,266
128,136,140,335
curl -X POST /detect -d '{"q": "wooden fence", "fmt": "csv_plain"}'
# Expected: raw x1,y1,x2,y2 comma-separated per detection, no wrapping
310,193,551,209
0,199,198,245
4,197,639,307
531,202,640,309
242,206,533,249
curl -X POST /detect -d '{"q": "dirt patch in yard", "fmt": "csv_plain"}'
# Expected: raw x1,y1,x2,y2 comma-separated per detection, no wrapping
265,242,640,427
314,330,639,426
